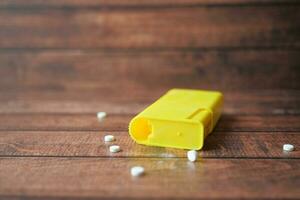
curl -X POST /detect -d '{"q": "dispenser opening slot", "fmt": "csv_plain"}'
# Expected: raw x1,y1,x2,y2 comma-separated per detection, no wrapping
130,118,152,141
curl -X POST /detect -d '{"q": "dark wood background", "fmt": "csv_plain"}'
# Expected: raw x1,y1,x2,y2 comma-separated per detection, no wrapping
0,0,299,199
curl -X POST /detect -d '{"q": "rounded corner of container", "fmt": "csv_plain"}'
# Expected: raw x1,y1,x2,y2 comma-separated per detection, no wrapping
195,144,203,150
193,137,204,150
215,91,224,99
166,88,180,94
190,138,203,150
193,123,205,150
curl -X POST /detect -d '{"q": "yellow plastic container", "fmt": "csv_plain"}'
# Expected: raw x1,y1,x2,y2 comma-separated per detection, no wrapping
128,89,223,150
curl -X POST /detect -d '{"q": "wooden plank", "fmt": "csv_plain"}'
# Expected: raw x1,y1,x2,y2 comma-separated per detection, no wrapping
0,157,299,199
0,50,299,91
0,131,299,158
0,100,299,115
217,114,300,132
2,89,299,103
0,0,298,8
0,90,299,114
0,114,299,132
0,6,299,48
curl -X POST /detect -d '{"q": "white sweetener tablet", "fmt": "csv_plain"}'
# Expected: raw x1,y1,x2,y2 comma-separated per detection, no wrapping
131,166,144,177
283,144,294,152
187,150,198,162
109,145,121,153
104,135,115,142
97,112,107,120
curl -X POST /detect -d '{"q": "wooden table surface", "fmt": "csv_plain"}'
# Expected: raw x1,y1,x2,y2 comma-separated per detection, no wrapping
0,0,300,199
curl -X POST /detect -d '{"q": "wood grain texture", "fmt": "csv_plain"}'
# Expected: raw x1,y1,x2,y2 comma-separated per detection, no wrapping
0,0,299,199
0,114,299,132
2,89,299,102
0,50,299,91
0,157,299,199
0,5,299,48
0,131,299,158
1,0,298,8
0,90,300,114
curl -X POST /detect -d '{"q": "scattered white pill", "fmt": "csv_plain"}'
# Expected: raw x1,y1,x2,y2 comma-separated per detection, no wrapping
104,135,115,142
109,145,121,153
187,150,198,162
131,166,145,177
97,112,107,121
283,144,294,152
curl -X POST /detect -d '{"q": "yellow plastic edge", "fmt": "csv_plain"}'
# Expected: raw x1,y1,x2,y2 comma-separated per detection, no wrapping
128,88,223,150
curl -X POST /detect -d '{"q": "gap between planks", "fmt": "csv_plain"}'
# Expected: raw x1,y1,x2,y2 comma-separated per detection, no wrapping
0,114,298,132
0,155,299,160
0,51,300,91
0,131,299,158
